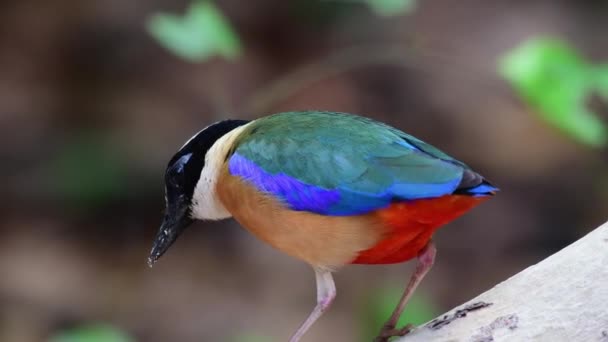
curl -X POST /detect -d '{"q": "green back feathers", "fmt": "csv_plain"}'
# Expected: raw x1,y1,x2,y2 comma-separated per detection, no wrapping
229,111,468,215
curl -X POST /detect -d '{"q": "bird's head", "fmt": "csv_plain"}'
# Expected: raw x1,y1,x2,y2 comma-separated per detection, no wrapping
148,119,250,267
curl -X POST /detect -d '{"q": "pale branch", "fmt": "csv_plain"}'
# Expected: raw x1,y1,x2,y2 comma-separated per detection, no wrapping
398,221,608,342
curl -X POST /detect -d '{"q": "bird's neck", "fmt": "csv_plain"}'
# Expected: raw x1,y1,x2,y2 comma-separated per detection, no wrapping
191,122,253,220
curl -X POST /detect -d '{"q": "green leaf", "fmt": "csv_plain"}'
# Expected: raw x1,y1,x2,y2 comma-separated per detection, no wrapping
499,38,608,147
365,0,416,17
49,324,134,342
594,64,608,98
360,287,437,341
147,1,241,62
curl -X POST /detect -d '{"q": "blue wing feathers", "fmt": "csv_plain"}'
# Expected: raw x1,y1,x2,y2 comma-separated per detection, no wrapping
227,111,488,216
457,182,498,196
228,153,342,212
229,152,464,216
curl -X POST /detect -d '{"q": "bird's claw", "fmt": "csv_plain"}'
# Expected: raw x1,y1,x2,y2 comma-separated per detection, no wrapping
373,323,414,342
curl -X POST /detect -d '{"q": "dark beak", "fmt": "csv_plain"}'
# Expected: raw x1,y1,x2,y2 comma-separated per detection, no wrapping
148,201,193,267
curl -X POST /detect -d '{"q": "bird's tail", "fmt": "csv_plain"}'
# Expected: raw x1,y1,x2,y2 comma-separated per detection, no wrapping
454,169,498,196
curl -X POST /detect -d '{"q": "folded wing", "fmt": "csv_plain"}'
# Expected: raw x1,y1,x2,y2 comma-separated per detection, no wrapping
228,112,488,216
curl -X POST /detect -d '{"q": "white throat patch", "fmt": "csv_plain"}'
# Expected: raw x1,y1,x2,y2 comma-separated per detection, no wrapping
190,123,251,220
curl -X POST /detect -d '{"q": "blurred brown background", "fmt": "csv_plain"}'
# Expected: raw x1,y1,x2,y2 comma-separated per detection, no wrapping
2,0,608,341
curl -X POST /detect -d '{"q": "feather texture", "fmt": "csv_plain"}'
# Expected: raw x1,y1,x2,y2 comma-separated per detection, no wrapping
227,111,495,215
216,167,385,270
353,194,490,264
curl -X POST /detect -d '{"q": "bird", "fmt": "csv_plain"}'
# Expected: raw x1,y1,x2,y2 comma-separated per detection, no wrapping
148,111,497,342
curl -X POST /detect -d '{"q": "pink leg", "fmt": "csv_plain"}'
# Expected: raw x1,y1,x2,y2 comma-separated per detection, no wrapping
374,242,437,342
289,269,336,342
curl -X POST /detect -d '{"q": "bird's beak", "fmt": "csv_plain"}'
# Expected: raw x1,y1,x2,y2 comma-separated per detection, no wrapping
148,200,193,267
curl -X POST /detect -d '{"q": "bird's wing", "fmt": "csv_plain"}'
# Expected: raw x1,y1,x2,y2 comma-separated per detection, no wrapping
228,111,468,216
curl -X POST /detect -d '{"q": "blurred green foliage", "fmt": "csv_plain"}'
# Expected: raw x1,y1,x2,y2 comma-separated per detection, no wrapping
147,1,241,62
146,0,415,64
49,324,134,342
46,134,130,209
364,0,416,17
597,65,608,97
500,38,608,147
360,288,437,341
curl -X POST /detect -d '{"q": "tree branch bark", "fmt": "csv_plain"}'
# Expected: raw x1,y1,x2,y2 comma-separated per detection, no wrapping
398,221,608,341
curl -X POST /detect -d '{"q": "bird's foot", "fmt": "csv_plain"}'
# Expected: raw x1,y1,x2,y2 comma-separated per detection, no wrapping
373,323,414,342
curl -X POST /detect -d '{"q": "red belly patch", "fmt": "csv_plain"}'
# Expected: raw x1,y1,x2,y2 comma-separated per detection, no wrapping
352,195,490,264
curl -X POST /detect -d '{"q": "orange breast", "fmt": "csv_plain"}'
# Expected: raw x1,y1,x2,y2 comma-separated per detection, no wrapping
352,195,490,264
217,168,386,270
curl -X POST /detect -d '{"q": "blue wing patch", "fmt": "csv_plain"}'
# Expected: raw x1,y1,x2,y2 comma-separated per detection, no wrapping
228,153,341,213
228,152,463,215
